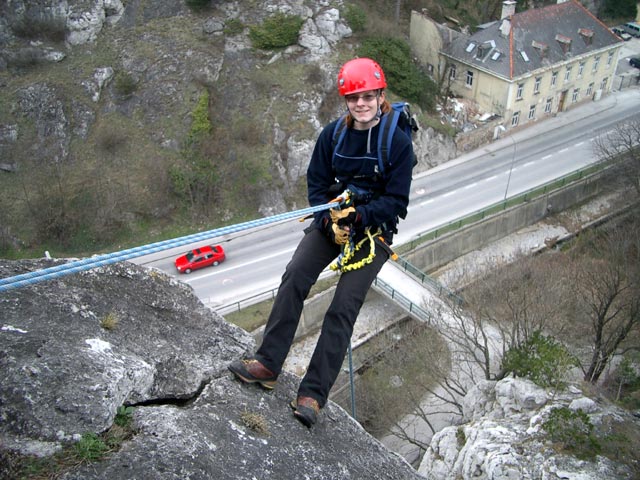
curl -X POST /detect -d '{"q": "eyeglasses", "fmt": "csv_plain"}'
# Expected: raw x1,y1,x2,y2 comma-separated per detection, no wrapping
345,93,379,104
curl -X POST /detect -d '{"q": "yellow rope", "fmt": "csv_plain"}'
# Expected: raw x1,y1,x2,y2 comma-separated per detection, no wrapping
330,227,381,272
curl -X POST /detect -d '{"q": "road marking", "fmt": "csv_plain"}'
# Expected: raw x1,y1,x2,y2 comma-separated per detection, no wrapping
485,175,497,181
559,148,568,153
443,190,456,197
574,141,584,147
542,154,552,160
524,162,534,167
464,183,477,189
182,246,296,282
418,198,435,207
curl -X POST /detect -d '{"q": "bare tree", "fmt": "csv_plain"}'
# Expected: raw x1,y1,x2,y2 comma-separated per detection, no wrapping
593,118,640,195
569,214,640,383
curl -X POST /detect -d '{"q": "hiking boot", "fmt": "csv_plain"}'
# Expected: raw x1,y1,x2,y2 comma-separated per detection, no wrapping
290,396,320,427
228,358,277,390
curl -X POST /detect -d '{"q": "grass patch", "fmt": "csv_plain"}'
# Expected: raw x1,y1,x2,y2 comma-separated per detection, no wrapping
2,406,137,479
240,409,270,436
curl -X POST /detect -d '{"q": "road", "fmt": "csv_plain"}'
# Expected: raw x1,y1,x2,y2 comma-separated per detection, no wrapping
134,86,640,310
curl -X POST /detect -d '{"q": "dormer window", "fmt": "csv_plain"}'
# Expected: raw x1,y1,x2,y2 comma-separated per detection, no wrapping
475,40,496,61
555,34,572,54
578,28,594,45
532,41,548,58
466,42,476,53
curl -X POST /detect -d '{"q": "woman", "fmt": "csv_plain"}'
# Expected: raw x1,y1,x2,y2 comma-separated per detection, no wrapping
229,58,414,427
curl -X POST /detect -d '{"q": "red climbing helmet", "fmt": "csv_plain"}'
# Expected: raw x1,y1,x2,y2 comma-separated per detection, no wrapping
337,58,387,96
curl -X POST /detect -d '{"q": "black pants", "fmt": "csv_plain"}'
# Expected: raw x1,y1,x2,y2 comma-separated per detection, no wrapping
256,227,388,408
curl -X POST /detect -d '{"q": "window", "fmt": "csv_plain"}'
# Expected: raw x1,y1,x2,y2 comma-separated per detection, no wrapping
534,77,541,94
528,105,536,120
544,97,552,113
551,71,558,87
593,56,600,72
572,88,579,102
564,66,572,82
607,51,614,67
511,111,520,127
578,62,585,77
466,70,474,87
587,82,594,96
516,83,524,100
449,64,457,80
427,64,434,75
600,77,608,90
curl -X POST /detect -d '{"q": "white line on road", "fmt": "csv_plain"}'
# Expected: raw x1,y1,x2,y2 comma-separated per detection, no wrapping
464,183,477,189
542,154,552,160
559,148,568,153
182,246,296,282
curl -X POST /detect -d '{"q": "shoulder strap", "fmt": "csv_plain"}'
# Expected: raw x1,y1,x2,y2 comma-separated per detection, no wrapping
331,115,348,172
377,108,401,175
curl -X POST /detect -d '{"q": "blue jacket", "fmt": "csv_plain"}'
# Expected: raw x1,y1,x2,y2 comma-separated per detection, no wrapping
307,115,413,244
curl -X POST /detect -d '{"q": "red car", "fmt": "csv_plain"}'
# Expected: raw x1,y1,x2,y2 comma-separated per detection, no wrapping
175,245,226,274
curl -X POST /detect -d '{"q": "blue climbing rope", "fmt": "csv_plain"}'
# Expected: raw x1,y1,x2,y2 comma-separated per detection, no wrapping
0,201,341,292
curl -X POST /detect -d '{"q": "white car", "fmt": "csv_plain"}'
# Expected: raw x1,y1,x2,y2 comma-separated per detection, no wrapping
611,27,632,41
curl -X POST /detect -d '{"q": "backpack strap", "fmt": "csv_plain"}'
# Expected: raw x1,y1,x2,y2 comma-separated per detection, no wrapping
377,108,401,175
331,114,348,173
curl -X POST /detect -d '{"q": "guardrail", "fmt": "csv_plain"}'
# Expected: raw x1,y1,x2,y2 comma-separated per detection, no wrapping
397,161,605,253
372,276,432,322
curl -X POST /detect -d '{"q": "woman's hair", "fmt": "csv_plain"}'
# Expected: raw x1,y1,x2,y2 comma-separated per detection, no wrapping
345,92,390,129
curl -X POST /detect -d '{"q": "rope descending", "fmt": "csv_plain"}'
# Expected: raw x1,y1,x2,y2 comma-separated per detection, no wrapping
0,201,341,293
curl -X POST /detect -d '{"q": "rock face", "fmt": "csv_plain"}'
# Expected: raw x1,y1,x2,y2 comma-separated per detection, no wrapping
0,259,423,479
419,377,639,480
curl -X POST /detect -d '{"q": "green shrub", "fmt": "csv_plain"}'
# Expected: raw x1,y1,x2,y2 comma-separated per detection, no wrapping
12,16,66,42
249,13,304,49
224,19,244,36
114,405,135,428
357,37,438,112
114,72,138,97
343,4,366,33
501,331,577,390
543,407,601,459
188,91,212,143
73,433,109,462
185,0,210,10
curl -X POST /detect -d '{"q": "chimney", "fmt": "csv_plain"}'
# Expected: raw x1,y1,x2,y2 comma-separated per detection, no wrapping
501,0,516,19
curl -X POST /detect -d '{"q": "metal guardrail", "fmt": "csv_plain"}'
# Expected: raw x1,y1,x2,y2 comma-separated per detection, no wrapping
372,276,432,323
394,256,464,305
398,161,605,253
